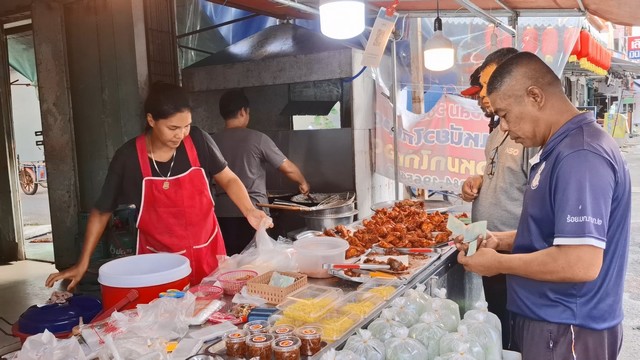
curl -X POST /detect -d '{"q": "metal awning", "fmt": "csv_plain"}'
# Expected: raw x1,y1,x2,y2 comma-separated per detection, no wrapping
610,57,640,75
206,0,640,26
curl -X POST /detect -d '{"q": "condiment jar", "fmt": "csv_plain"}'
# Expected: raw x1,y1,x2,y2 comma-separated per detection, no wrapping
295,325,323,356
246,333,274,360
224,329,248,358
272,336,301,360
244,319,270,334
270,324,296,339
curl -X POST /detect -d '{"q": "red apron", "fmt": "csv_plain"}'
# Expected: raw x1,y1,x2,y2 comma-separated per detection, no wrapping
135,135,226,285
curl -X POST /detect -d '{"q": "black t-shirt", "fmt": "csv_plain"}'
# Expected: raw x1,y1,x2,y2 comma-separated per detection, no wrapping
94,126,227,212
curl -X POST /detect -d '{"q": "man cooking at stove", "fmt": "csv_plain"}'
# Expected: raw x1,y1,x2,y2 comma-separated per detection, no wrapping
46,82,270,290
212,89,310,255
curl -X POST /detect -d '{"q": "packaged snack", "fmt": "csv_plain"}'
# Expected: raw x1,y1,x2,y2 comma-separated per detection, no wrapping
295,325,323,356
270,324,296,338
246,333,275,360
224,329,248,358
273,336,302,360
244,320,270,334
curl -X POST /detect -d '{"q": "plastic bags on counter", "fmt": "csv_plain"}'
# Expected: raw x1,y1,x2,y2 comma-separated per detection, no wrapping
409,315,448,360
384,327,430,360
401,283,432,315
457,322,501,360
12,330,86,360
462,301,501,333
320,349,364,360
430,288,461,332
435,346,481,360
388,297,422,327
439,328,486,360
368,309,408,342
343,329,385,360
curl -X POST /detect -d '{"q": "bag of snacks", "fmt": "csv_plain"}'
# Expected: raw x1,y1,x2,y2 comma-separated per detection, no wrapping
458,322,501,360
384,327,430,360
389,297,422,327
402,284,431,315
343,329,385,360
462,301,501,333
430,288,461,332
320,349,364,360
409,319,448,360
439,328,485,360
368,309,408,342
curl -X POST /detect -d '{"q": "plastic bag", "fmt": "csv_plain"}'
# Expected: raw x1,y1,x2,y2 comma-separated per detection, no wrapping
409,320,448,360
384,327,430,360
231,287,267,307
207,219,297,278
368,309,408,342
402,283,431,315
462,301,501,333
457,322,501,360
439,328,485,360
15,330,86,360
435,347,480,360
430,288,461,332
320,349,364,360
343,329,385,360
389,297,422,327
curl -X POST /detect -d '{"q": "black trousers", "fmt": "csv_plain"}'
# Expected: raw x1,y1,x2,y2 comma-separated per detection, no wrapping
218,217,256,256
483,273,511,349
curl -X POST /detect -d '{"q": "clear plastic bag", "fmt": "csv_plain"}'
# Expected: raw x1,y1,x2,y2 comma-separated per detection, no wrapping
384,327,430,360
462,301,501,333
430,288,461,332
439,328,485,360
320,349,364,360
389,297,422,327
435,348,480,360
409,321,448,360
343,329,385,360
458,322,501,360
14,330,86,360
368,309,408,342
402,283,432,315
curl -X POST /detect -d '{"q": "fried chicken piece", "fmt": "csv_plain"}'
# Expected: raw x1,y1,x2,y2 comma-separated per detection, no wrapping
387,258,408,272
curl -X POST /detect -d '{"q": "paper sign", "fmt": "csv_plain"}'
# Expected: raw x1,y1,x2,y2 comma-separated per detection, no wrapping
447,216,487,256
362,8,399,67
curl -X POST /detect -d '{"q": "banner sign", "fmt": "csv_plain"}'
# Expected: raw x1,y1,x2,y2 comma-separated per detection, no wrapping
628,36,640,60
375,86,489,190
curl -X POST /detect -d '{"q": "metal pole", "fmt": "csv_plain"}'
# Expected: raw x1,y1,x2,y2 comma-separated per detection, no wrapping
391,36,400,200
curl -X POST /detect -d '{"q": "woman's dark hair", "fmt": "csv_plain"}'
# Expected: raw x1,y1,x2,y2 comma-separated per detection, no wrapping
144,82,191,125
219,89,249,120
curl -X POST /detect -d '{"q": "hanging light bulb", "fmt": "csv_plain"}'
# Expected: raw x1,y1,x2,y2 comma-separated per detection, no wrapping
319,0,365,40
423,0,454,71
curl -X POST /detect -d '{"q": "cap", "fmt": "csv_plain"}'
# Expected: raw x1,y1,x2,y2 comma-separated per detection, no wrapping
461,85,481,97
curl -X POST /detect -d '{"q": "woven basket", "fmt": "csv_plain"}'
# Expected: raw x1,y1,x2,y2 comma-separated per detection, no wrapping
246,271,308,305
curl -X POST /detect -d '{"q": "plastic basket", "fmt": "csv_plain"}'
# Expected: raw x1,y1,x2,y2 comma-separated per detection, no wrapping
217,270,258,295
246,271,308,305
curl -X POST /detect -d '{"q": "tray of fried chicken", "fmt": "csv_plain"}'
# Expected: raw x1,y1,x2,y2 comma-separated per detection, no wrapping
323,199,469,260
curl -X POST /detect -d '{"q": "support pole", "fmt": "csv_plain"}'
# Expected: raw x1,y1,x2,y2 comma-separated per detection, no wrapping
391,36,400,200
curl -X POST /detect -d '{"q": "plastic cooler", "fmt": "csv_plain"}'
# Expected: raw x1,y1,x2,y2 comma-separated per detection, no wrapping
98,253,191,310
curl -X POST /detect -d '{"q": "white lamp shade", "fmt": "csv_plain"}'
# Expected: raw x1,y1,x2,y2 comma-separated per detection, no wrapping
424,30,455,71
319,0,365,40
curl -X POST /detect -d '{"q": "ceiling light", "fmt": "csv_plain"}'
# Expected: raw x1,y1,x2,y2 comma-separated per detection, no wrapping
319,0,365,40
423,0,454,71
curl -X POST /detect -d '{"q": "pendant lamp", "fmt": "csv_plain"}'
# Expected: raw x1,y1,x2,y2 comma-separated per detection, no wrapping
424,0,454,71
319,0,365,40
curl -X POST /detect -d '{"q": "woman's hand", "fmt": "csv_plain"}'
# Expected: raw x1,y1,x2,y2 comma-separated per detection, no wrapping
45,263,88,291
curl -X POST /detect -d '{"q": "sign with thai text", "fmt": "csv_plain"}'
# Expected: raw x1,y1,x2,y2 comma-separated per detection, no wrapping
628,36,640,60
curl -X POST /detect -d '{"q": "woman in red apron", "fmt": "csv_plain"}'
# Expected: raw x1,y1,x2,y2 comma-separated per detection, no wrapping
46,82,269,290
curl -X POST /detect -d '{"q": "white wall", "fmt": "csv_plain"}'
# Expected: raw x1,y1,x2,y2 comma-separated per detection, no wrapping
10,68,43,162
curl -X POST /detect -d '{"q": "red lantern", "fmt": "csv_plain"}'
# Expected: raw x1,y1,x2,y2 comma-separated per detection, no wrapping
577,30,590,60
541,27,558,63
603,48,611,70
522,26,539,53
564,27,579,53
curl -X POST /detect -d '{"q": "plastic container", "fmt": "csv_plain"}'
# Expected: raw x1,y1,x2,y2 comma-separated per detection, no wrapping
243,320,270,334
319,310,362,342
335,291,384,317
357,278,404,300
295,325,323,356
246,333,274,360
277,285,343,323
270,324,296,338
293,237,349,278
224,329,248,358
217,269,258,295
98,253,191,310
273,336,302,360
188,283,223,300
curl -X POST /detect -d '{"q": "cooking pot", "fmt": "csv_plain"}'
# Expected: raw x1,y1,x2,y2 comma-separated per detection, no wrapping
301,210,358,231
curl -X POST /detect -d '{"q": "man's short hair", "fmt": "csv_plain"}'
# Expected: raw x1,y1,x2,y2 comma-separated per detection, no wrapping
481,47,519,69
487,51,560,96
219,89,249,120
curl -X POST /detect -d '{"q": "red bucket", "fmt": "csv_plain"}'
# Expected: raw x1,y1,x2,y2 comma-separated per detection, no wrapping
98,253,191,310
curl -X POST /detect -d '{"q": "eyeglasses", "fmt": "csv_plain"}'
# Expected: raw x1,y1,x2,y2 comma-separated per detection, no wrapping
486,147,498,178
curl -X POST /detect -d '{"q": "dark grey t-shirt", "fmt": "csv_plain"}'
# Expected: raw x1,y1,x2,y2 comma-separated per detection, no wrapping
212,128,287,217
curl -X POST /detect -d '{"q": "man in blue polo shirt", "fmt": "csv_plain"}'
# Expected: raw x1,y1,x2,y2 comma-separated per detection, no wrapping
457,52,631,360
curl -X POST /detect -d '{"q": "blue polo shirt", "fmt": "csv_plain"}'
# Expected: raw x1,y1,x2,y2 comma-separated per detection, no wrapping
507,112,631,330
